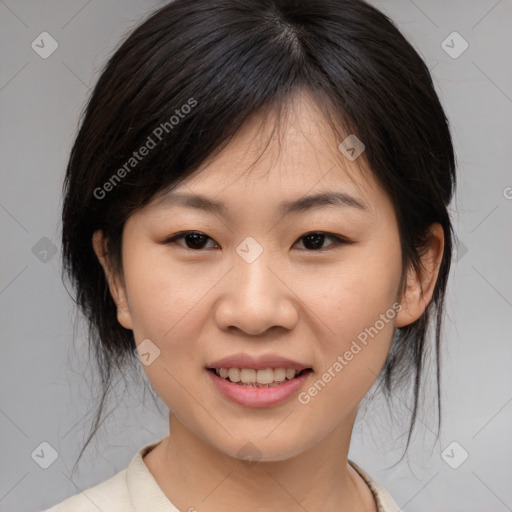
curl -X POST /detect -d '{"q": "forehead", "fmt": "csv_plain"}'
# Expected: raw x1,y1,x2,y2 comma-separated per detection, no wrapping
152,91,384,214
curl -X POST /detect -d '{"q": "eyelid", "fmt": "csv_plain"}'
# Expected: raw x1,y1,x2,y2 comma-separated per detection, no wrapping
300,231,351,242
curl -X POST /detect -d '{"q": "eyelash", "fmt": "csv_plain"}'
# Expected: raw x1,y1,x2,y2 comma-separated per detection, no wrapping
164,230,351,252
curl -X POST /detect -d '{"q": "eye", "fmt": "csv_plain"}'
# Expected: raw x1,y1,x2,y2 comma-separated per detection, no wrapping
294,231,348,251
165,231,219,250
164,230,349,252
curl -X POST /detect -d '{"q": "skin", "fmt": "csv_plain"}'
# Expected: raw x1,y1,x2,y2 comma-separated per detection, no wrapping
93,91,444,512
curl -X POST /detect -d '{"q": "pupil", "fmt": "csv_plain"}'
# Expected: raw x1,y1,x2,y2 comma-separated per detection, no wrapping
186,232,207,249
304,233,324,250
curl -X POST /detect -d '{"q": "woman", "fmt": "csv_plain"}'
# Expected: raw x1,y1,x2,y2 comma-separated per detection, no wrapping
44,0,456,510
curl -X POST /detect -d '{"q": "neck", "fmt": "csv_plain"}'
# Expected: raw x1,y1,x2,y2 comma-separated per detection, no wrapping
143,411,376,512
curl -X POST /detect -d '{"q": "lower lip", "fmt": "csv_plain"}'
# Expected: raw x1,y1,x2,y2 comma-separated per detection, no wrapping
206,369,312,408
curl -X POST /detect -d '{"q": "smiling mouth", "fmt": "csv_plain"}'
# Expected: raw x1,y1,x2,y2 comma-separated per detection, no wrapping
207,367,313,387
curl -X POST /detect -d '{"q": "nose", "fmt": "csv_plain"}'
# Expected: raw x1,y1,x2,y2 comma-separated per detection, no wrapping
213,248,299,336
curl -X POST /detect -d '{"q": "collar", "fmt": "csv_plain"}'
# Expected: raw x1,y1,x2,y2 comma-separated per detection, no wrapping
127,438,400,512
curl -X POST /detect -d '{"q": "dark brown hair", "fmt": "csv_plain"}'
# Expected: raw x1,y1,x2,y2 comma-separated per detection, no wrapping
61,0,456,473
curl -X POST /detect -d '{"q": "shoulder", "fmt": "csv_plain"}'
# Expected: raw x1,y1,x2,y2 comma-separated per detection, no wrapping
348,459,401,512
41,467,131,512
41,439,173,512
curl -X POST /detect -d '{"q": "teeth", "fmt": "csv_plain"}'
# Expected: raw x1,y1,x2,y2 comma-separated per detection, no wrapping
273,368,286,382
255,368,274,384
228,368,241,382
214,367,306,386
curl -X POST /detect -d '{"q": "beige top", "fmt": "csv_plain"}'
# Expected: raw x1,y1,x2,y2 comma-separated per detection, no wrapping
42,439,400,512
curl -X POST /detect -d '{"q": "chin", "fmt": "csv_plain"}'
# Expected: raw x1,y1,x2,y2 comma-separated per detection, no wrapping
213,433,315,465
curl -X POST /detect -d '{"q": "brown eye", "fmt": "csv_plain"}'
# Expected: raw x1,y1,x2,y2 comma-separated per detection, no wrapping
295,232,347,251
166,231,219,250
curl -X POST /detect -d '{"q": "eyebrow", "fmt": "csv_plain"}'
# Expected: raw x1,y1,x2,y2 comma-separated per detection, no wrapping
156,191,368,217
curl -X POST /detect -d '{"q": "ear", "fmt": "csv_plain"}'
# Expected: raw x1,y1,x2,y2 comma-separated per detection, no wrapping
92,230,133,330
395,223,445,328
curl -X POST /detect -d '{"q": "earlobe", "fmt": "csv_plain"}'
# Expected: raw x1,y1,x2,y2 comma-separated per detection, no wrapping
92,230,133,330
395,223,445,328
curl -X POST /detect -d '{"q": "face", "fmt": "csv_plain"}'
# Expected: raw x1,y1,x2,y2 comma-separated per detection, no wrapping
94,92,438,462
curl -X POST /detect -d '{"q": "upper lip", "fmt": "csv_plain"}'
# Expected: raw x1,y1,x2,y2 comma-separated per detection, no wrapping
207,353,312,372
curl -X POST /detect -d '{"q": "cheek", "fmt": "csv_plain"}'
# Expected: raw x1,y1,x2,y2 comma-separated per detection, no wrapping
122,244,222,342
121,248,216,415
302,237,402,399
121,244,233,401
312,240,402,338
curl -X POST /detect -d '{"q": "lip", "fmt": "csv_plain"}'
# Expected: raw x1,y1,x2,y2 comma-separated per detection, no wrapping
207,368,313,408
206,353,311,372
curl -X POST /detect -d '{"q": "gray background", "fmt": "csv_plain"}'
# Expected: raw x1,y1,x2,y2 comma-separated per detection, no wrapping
1,1,511,511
